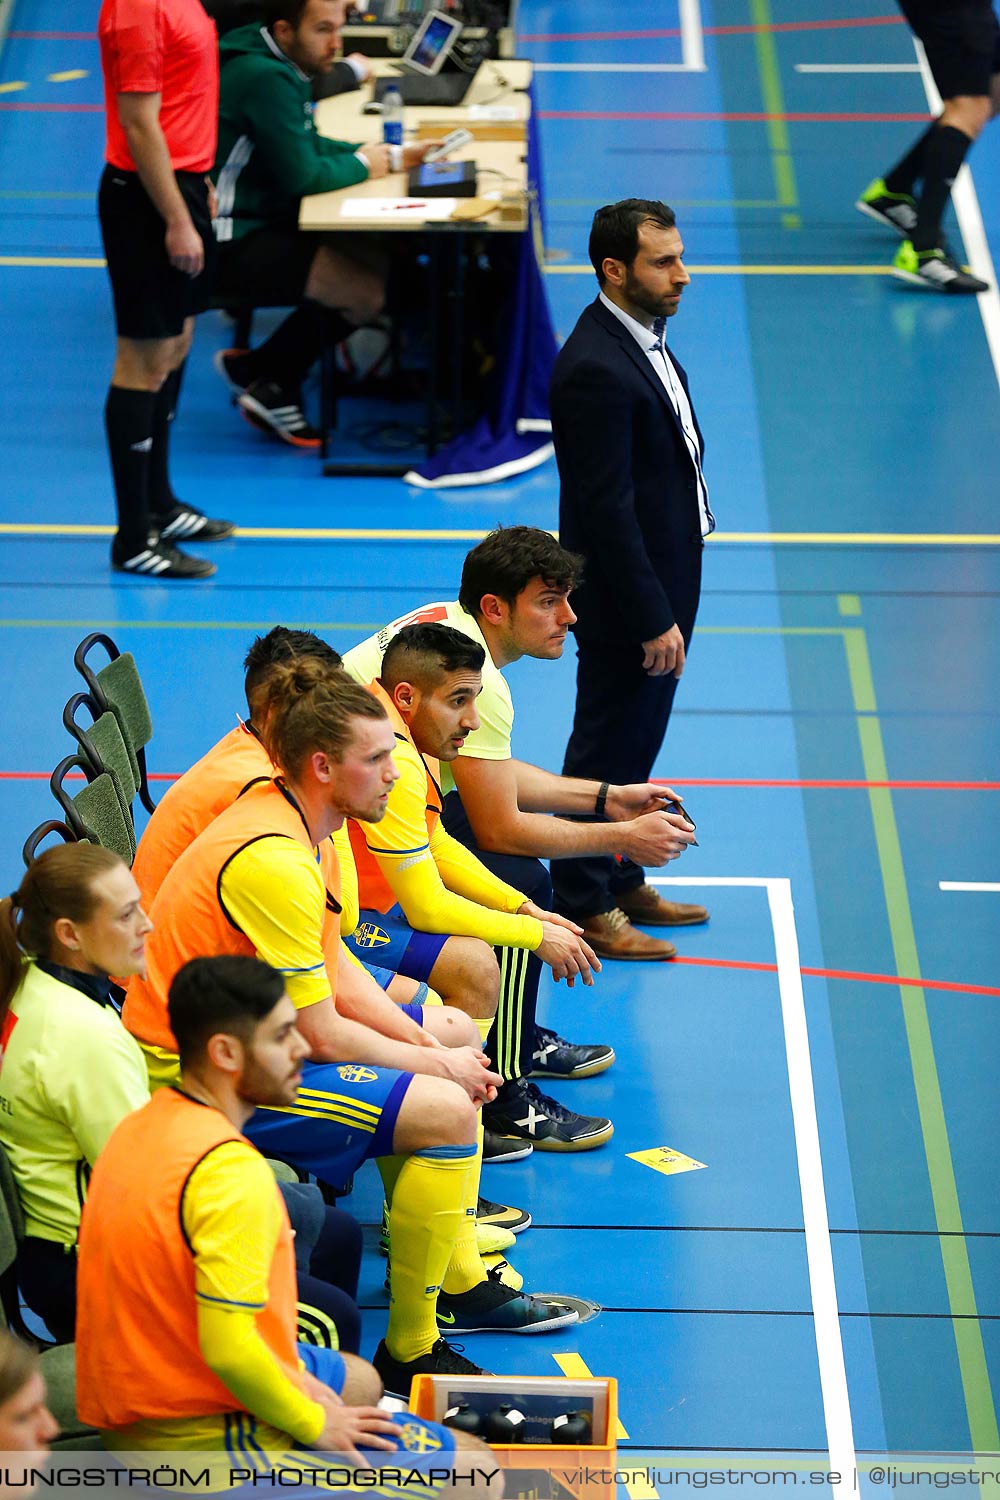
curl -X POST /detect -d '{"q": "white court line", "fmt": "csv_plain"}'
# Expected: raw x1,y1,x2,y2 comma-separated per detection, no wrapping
532,62,695,72
679,0,706,73
650,875,858,1481
795,63,920,73
939,881,1000,892
914,40,1000,389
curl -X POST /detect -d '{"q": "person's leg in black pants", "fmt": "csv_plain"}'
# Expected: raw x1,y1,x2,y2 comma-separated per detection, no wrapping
553,640,679,921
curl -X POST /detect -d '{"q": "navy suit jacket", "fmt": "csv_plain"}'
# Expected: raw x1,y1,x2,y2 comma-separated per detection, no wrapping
551,296,706,649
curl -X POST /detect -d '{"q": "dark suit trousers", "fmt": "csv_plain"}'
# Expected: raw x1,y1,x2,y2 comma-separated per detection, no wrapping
441,790,550,1081
553,638,682,921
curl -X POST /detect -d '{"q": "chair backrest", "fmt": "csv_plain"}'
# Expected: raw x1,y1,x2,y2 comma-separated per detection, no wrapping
63,692,139,828
21,819,77,869
49,755,136,865
73,633,157,815
0,1139,35,1345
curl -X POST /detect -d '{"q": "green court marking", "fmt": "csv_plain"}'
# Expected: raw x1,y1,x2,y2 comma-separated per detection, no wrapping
837,594,862,617
749,0,799,225
841,622,999,1453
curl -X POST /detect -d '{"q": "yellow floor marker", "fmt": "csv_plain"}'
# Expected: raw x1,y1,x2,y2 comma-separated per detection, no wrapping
627,1145,707,1177
47,69,89,82
0,81,28,93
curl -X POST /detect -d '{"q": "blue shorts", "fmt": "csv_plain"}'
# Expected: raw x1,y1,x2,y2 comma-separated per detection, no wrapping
345,905,448,983
245,1058,413,1191
298,1346,456,1462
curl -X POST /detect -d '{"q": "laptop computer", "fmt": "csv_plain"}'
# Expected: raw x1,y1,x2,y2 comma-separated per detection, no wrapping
372,10,475,107
373,71,474,107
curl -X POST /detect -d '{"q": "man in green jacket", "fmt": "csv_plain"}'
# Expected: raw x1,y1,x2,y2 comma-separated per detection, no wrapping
212,0,436,447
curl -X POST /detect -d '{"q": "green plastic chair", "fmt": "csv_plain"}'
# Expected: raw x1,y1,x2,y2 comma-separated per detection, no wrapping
21,819,77,869
63,691,139,837
49,755,136,866
73,633,157,815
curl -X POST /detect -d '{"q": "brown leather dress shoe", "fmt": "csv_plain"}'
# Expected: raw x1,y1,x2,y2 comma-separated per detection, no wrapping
581,908,676,961
618,884,709,926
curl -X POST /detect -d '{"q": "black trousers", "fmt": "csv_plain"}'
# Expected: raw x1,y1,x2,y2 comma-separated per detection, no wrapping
552,637,683,922
441,790,550,1081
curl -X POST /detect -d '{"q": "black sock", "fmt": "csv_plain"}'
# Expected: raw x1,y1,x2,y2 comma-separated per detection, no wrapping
884,123,937,195
148,364,183,522
105,385,157,556
913,124,973,251
233,301,352,392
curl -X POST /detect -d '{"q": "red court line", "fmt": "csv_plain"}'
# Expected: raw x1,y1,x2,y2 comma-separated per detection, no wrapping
521,16,905,41
0,103,102,112
659,778,1000,790
537,110,929,123
673,954,1000,999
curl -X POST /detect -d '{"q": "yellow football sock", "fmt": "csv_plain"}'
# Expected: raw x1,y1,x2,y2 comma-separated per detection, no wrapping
384,1143,475,1363
441,1122,487,1296
474,1017,493,1046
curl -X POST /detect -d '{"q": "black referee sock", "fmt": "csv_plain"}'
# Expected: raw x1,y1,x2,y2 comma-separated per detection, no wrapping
242,301,352,392
148,363,184,523
913,124,973,251
884,123,937,195
105,385,157,557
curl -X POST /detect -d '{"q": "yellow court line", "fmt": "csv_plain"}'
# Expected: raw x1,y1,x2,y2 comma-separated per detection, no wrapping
551,1354,657,1498
47,69,88,82
0,256,896,275
0,256,106,268
0,80,28,93
2,523,1000,546
545,263,893,276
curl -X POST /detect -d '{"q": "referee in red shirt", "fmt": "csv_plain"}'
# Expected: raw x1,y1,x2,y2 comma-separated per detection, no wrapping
98,0,234,579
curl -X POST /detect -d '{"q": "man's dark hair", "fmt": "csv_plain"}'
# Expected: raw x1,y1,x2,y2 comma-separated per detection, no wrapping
588,199,677,286
243,627,342,720
260,0,311,29
458,526,583,616
169,956,286,1068
381,623,485,695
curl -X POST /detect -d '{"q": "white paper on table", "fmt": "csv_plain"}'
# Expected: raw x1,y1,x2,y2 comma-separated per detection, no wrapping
339,197,458,221
467,104,518,120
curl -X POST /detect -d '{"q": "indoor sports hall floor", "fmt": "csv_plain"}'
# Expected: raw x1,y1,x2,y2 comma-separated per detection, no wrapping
2,0,999,1471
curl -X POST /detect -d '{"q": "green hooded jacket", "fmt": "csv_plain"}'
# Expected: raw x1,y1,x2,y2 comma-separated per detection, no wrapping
213,22,368,242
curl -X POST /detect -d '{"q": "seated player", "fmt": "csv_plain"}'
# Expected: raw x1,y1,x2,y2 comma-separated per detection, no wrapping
347,622,613,1158
123,663,579,1394
0,844,362,1354
77,953,495,1491
342,527,695,1149
132,624,520,1201
211,0,438,447
0,845,150,1343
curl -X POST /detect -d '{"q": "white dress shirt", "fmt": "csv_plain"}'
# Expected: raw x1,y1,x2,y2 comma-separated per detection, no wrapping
598,290,715,537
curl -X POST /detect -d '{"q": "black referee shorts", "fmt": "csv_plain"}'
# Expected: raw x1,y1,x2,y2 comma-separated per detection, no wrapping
98,165,217,340
899,0,1000,100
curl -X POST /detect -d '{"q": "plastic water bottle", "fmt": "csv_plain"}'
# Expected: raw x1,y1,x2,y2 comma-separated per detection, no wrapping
382,85,404,150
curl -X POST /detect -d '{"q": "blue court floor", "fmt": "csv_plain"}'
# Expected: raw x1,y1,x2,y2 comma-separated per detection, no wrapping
1,0,999,1473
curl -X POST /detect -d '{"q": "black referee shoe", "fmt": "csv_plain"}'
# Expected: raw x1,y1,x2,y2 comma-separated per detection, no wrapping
111,539,215,580
154,503,236,543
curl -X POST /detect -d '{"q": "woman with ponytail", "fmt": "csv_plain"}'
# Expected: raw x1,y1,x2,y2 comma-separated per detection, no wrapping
0,845,151,1343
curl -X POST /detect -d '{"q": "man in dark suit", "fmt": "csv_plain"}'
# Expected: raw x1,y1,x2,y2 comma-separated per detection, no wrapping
550,199,714,960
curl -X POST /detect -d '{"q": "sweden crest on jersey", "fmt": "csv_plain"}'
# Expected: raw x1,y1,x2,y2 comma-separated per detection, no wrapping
337,1064,378,1083
354,921,390,948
